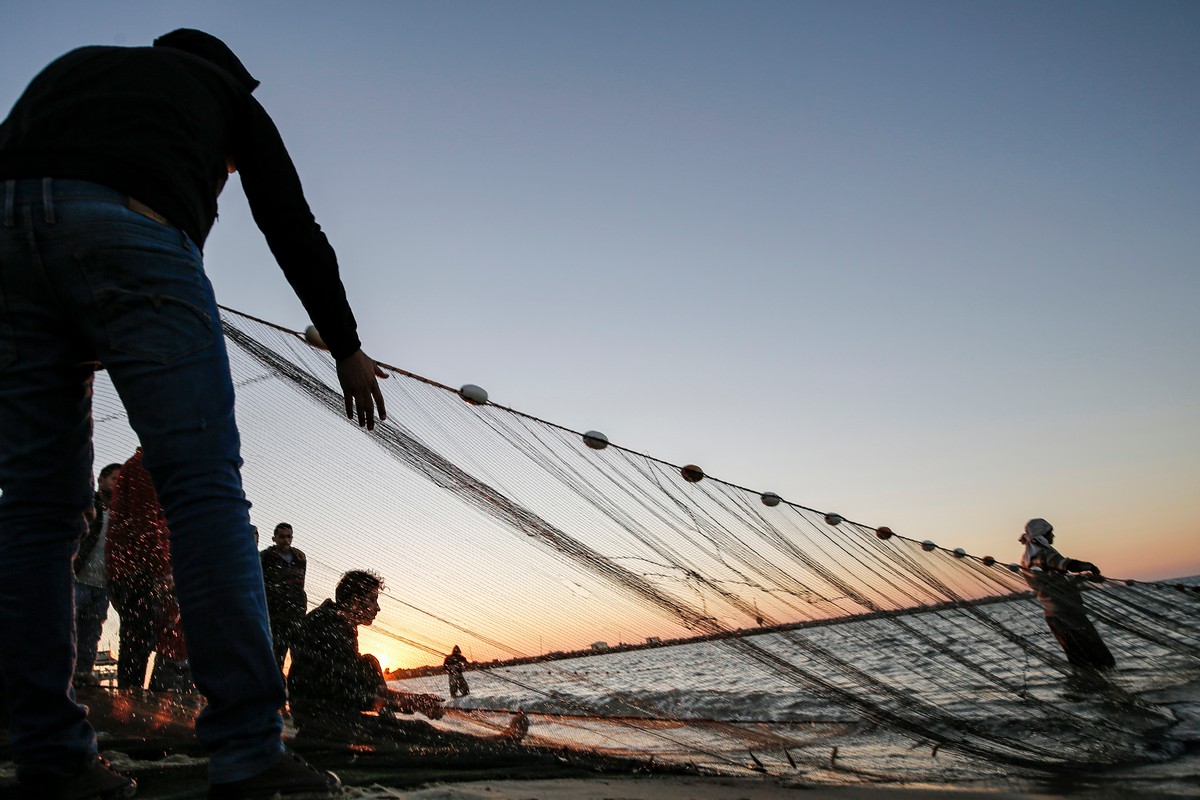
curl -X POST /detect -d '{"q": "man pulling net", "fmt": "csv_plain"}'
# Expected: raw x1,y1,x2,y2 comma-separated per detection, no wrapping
1019,518,1116,673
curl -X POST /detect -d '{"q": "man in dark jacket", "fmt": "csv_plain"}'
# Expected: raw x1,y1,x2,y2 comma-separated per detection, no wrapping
261,523,308,671
288,571,443,728
289,571,528,747
0,29,387,799
443,645,470,698
1019,518,1115,671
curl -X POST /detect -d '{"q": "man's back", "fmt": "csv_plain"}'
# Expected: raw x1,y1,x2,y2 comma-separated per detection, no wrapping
0,34,363,359
105,450,170,585
0,44,246,247
288,600,383,718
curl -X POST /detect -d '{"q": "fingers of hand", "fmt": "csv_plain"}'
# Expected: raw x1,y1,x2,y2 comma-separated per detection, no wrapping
373,384,387,421
362,394,377,430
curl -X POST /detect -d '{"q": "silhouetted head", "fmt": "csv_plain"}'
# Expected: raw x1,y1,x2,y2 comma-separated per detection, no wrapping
335,570,384,626
153,28,259,92
1020,518,1054,546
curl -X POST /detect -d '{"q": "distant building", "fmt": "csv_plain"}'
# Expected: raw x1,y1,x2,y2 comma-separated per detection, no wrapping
590,641,609,651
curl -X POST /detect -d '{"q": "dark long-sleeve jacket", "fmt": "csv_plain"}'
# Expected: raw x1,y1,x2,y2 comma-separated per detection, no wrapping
261,546,308,620
443,652,467,675
288,600,384,717
0,37,360,358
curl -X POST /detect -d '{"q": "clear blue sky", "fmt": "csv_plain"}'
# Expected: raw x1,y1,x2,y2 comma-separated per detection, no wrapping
4,1,1198,578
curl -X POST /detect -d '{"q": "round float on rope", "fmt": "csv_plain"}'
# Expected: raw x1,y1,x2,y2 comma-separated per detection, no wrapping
953,547,967,558
1125,579,1137,587
680,464,705,483
922,540,937,552
582,430,609,450
1007,563,1021,573
760,491,782,507
982,556,996,566
875,526,893,540
1176,584,1187,592
458,384,489,405
303,325,327,350
824,513,843,526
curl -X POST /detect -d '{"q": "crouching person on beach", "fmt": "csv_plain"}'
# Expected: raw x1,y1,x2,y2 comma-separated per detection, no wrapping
287,570,445,735
288,570,527,747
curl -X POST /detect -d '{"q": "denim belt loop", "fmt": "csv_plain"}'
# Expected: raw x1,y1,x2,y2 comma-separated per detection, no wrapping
42,177,55,224
3,179,13,228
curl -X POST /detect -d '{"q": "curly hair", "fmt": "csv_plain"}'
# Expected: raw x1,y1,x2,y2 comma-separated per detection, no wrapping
335,569,384,604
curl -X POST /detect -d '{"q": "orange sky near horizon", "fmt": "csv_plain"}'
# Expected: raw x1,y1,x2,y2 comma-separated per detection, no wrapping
30,1,1197,675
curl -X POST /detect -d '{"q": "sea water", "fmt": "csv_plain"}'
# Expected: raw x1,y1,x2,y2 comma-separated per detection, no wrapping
2,584,1196,796
393,584,1200,795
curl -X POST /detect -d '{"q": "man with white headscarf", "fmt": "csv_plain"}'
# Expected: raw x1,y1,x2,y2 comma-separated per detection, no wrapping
1019,518,1115,670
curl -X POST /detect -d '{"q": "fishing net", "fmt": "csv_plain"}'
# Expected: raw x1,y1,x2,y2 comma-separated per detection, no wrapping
89,307,1200,783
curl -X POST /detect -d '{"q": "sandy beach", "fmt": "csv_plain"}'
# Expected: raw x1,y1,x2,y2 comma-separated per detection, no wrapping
344,775,1071,799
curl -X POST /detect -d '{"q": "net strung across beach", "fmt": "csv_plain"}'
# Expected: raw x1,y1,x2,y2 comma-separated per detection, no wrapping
89,307,1200,781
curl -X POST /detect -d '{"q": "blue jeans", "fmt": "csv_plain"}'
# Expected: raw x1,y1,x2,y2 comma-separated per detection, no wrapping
73,582,109,674
0,179,285,782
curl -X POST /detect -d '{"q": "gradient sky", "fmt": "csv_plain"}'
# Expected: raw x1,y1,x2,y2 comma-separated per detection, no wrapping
4,1,1198,582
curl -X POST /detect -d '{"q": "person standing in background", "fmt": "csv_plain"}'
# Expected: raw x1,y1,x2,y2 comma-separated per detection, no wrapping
105,448,171,692
261,523,307,672
443,646,470,699
73,461,122,686
1019,518,1115,672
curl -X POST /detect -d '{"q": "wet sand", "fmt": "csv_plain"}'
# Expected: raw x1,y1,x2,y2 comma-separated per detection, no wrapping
346,775,1083,799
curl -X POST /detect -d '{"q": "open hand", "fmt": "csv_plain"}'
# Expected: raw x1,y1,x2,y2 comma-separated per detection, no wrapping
336,349,388,430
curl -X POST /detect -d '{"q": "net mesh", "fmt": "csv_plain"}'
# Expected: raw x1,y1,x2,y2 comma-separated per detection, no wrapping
88,307,1200,781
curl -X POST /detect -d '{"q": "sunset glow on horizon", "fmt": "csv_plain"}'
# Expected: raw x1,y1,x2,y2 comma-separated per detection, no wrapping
8,1,1196,666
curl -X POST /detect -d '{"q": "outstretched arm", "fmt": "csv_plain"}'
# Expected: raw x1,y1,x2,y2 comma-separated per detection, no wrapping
384,688,445,719
1039,545,1101,577
1064,558,1101,577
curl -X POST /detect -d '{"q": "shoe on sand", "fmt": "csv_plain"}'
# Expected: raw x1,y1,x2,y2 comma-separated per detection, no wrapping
18,755,136,800
207,751,341,799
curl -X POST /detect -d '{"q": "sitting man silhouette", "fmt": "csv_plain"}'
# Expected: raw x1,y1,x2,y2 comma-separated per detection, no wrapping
288,571,441,726
288,570,527,746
